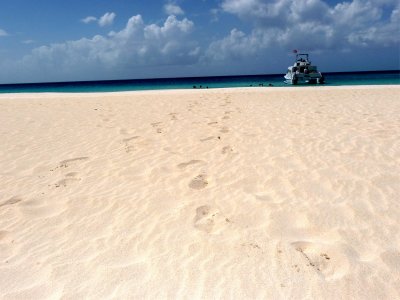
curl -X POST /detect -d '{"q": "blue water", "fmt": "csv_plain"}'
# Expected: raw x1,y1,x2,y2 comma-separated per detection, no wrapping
0,70,399,93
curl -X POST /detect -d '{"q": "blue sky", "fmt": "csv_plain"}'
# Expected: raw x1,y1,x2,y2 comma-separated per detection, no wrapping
0,0,399,84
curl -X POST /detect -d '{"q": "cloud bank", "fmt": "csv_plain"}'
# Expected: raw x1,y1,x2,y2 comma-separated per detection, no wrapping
207,0,400,61
2,15,198,83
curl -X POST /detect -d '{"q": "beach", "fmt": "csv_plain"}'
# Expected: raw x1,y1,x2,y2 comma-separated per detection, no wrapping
0,86,399,299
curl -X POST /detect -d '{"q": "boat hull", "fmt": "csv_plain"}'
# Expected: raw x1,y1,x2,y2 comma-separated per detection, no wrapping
284,74,325,85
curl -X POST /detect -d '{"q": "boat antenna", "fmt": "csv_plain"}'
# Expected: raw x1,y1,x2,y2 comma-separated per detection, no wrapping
293,49,299,60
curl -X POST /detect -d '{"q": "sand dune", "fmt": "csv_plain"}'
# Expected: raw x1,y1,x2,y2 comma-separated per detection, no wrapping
0,86,399,299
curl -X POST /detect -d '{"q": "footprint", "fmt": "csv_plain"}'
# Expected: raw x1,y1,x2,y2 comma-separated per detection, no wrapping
122,136,140,153
189,174,208,190
177,160,204,169
169,113,178,120
291,241,349,280
293,244,327,272
241,242,263,255
193,205,215,233
194,205,230,233
123,136,152,153
222,146,233,154
54,172,81,188
59,157,89,168
54,177,81,188
0,197,22,207
151,122,163,133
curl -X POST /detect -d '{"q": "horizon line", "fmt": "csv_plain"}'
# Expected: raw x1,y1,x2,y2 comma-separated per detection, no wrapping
1,69,399,86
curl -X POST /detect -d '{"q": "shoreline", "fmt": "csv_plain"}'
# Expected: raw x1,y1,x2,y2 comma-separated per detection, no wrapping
0,84,399,98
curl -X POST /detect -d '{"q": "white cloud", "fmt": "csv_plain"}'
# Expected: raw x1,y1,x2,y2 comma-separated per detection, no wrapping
332,0,382,27
206,29,262,61
82,13,116,27
221,0,287,22
2,15,198,82
164,3,185,15
0,29,8,37
98,12,116,27
390,7,400,22
81,16,97,24
208,0,400,61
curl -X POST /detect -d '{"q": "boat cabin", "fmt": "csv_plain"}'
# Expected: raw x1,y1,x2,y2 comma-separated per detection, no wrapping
284,52,324,84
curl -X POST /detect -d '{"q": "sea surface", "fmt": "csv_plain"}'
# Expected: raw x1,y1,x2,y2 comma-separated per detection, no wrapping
0,70,399,93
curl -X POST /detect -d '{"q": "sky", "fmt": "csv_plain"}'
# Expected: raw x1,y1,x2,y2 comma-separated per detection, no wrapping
0,0,399,84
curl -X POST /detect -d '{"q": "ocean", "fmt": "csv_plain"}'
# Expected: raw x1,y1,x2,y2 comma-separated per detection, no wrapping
0,70,399,93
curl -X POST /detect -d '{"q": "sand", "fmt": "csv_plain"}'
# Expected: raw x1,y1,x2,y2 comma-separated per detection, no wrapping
0,86,399,299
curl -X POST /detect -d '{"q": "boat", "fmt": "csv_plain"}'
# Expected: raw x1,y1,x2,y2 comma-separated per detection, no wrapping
284,52,325,85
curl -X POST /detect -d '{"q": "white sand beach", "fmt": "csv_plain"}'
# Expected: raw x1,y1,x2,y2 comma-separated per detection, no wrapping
0,86,399,299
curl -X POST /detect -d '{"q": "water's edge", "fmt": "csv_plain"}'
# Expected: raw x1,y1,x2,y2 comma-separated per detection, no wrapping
1,70,399,93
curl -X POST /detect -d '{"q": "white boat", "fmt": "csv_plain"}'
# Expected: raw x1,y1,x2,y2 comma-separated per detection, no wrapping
284,53,325,85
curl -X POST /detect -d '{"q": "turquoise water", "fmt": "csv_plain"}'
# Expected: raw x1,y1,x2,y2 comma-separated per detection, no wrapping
0,70,398,93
